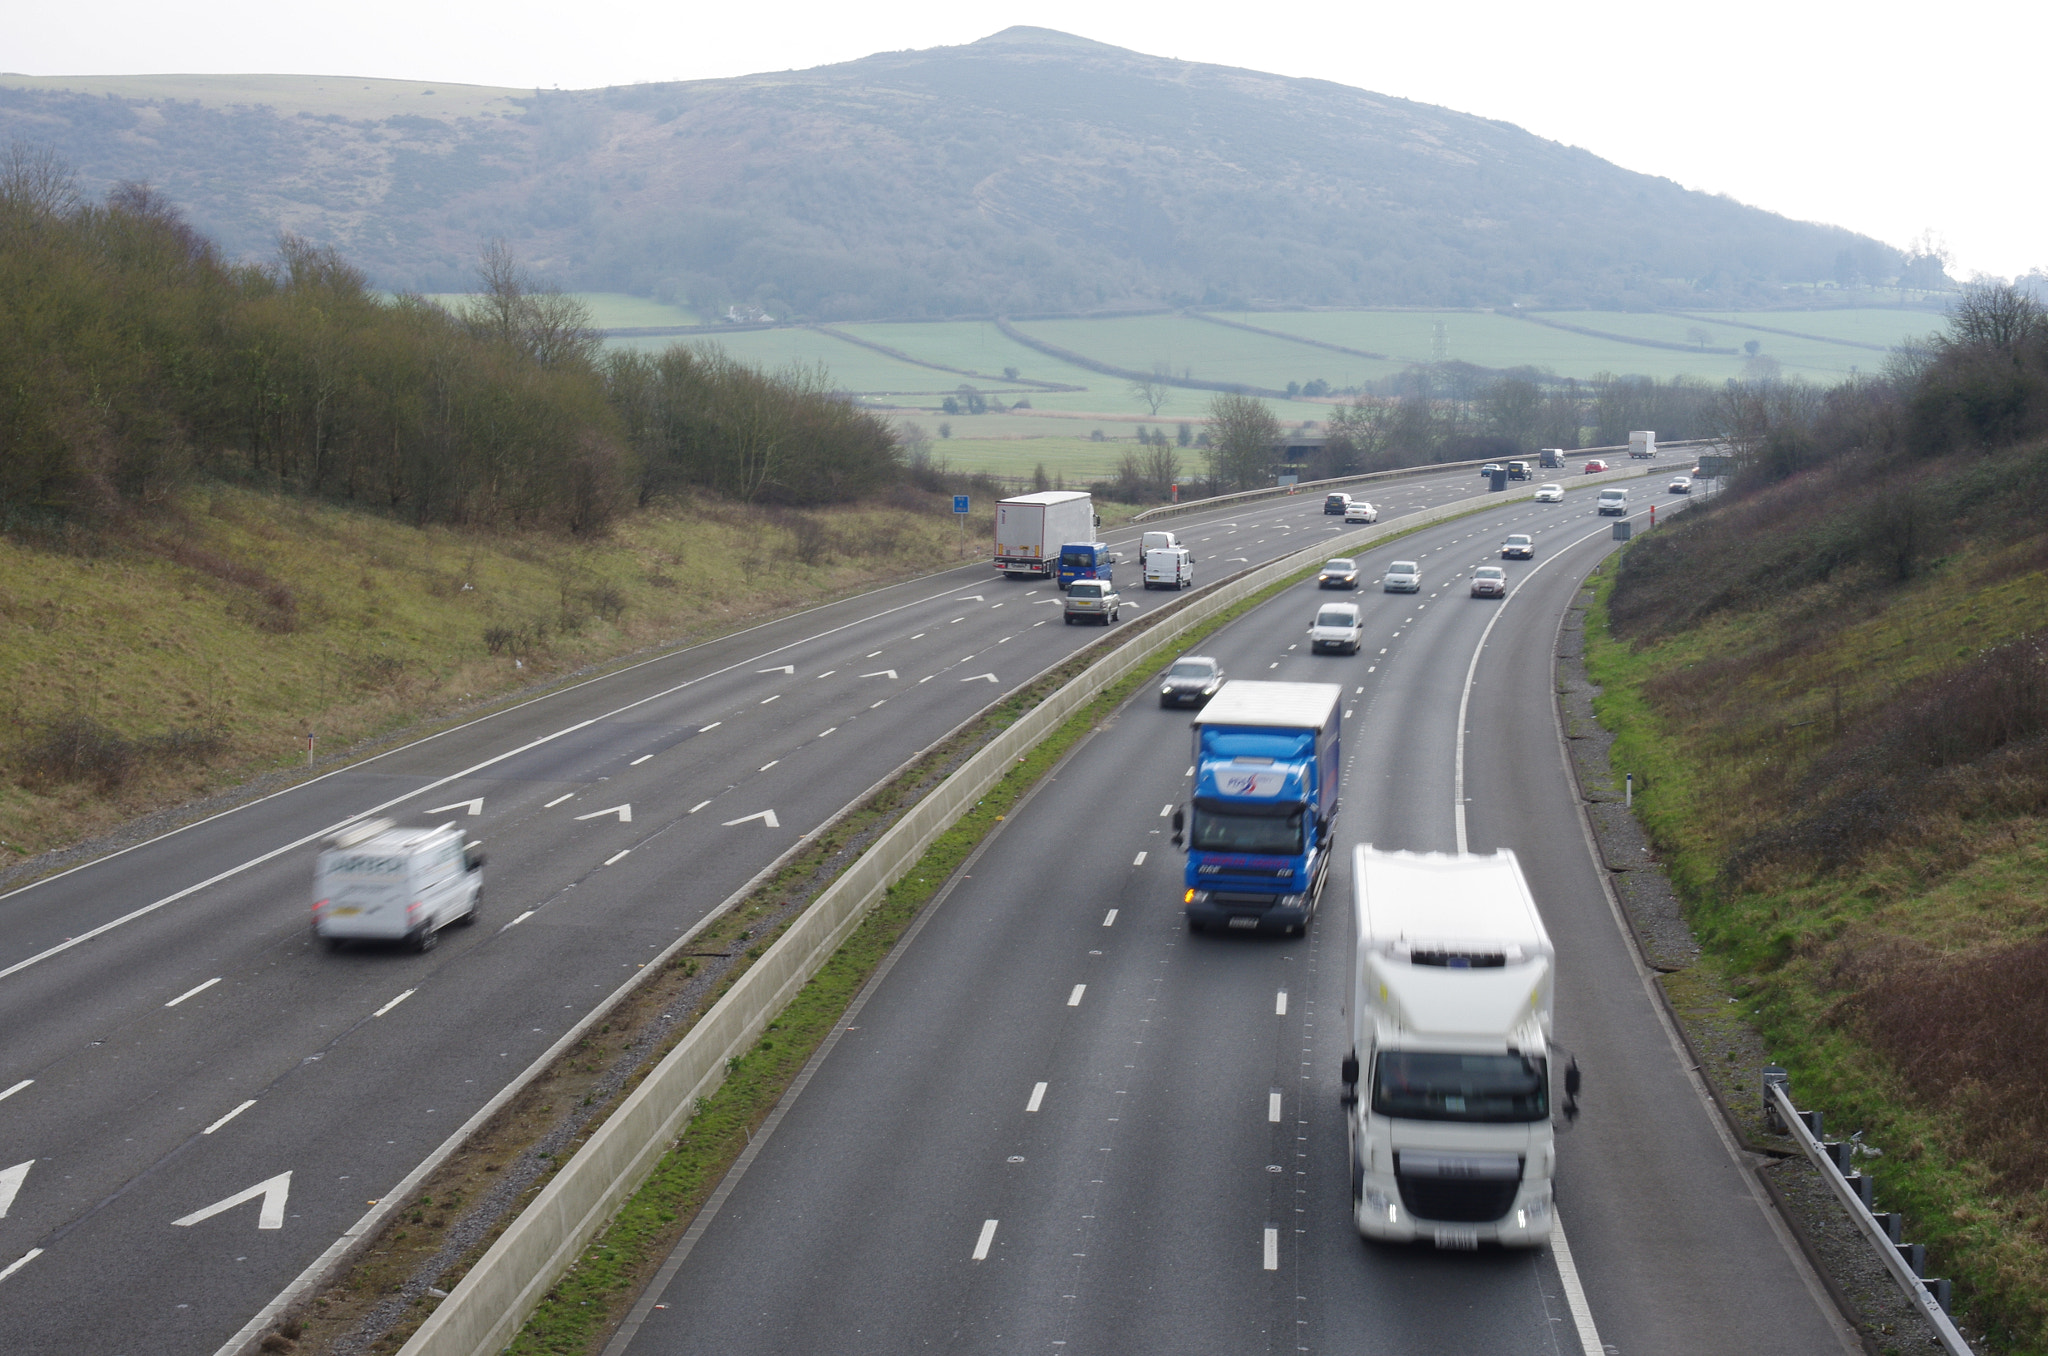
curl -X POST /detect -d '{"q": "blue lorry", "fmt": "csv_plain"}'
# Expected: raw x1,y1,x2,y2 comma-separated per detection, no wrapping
1056,541,1115,591
1172,680,1343,935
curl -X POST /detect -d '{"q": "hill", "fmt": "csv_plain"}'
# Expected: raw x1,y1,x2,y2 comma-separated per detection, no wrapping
0,29,1907,317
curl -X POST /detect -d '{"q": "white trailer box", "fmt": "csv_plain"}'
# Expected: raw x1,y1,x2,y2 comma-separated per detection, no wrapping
313,819,482,952
1343,847,1561,1248
1143,547,1193,590
994,491,1096,578
1628,430,1657,459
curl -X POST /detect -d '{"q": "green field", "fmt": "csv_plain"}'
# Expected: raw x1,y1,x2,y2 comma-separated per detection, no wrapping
1683,307,1947,350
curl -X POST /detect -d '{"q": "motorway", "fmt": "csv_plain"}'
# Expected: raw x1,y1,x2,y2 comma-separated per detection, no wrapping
0,464,1530,1354
602,476,1865,1356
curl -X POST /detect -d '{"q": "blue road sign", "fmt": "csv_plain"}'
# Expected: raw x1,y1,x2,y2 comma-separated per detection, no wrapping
953,495,970,514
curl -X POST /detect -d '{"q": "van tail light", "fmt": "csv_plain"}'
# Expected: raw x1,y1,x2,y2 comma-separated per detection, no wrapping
407,901,424,916
313,898,328,915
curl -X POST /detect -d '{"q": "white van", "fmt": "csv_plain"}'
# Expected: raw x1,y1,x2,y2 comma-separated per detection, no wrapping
1309,602,1365,654
313,819,483,952
1596,488,1629,516
1143,547,1194,589
1140,529,1184,558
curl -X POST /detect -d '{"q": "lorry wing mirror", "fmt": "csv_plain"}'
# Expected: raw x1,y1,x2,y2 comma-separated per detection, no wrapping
1340,1052,1360,1107
1563,1058,1581,1124
1170,808,1184,847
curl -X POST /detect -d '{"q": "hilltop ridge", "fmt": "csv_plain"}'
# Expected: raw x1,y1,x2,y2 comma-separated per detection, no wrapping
0,31,1904,316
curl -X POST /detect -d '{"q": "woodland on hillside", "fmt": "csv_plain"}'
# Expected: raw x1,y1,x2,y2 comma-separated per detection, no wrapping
0,147,904,535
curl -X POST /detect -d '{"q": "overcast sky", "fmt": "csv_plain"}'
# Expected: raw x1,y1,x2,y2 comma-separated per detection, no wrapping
8,0,2037,280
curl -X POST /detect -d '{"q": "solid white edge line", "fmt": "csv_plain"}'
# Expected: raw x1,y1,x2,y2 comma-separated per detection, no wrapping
630,755,652,766
544,793,575,808
0,1248,42,1283
972,1218,999,1261
1027,1082,1047,1113
688,800,711,813
1262,1226,1279,1270
1067,984,1086,1007
1454,509,1656,853
165,976,222,1007
0,1080,30,1103
1549,1210,1604,1355
203,1099,257,1135
373,988,416,1018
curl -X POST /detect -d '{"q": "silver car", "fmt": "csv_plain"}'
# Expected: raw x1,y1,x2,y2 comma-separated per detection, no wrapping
1383,560,1421,593
1063,578,1121,625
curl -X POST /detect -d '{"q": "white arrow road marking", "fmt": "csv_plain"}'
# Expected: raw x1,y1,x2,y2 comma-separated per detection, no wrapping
173,1170,291,1230
722,810,781,828
425,798,483,817
961,673,999,683
0,1080,29,1104
1033,598,1061,605
756,665,795,675
575,805,632,823
0,1160,31,1218
859,670,899,680
957,595,985,602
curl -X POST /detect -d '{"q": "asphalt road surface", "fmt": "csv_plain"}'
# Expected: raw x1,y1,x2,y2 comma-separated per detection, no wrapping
0,465,1531,1354
605,476,1862,1356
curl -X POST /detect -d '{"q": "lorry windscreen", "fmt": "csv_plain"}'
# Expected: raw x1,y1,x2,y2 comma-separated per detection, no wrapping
1372,1051,1548,1123
1190,800,1303,854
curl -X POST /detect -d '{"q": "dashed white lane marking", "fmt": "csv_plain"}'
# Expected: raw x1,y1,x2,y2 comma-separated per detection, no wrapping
1262,1226,1279,1270
506,910,535,928
203,1100,257,1135
698,722,721,733
920,674,935,682
818,728,837,738
759,694,780,704
759,761,779,771
1102,909,1118,927
630,755,652,766
604,850,632,866
1159,804,1173,817
972,1219,999,1260
816,670,834,679
1269,1092,1283,1123
0,1249,42,1283
544,793,575,808
1368,666,1377,673
1067,984,1087,1007
165,977,221,1008
1027,1082,1047,1113
689,800,711,813
911,633,925,639
0,1080,30,1104
1275,990,1288,1016
374,989,416,1018
867,651,883,657
1132,851,1147,866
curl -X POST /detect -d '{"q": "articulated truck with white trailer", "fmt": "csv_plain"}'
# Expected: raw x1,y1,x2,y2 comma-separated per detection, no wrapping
994,491,1097,579
1340,847,1576,1248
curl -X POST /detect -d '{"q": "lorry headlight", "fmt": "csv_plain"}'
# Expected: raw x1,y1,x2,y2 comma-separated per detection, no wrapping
1364,1187,1396,1222
1278,893,1305,909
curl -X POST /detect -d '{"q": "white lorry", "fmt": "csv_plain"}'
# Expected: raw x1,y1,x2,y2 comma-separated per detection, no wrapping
1341,847,1575,1249
994,491,1097,579
1143,547,1193,589
313,819,483,952
1628,430,1657,459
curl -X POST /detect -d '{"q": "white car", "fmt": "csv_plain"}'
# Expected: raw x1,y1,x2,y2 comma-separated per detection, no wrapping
1344,500,1379,524
1533,483,1564,503
1309,602,1364,654
1668,476,1693,494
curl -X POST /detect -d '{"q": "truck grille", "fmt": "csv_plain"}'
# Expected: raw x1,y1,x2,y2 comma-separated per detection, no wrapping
1396,1175,1518,1223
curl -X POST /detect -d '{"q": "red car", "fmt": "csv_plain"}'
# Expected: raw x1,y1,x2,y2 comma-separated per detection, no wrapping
1583,459,1609,473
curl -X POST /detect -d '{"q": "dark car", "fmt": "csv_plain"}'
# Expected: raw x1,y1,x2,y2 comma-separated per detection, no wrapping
1323,493,1351,515
1159,655,1225,708
1317,558,1360,589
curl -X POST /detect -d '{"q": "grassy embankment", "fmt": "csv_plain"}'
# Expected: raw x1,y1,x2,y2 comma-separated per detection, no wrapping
0,485,1137,866
1583,439,2048,1349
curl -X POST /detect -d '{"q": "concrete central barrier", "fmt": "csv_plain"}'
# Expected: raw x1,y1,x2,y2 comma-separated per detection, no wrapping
395,466,1655,1356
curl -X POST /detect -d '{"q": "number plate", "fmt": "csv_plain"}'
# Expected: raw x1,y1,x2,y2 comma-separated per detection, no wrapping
1227,916,1259,929
1433,1227,1479,1250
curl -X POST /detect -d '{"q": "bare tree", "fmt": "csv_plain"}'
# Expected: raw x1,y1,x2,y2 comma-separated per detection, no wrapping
1205,392,1279,491
464,239,601,369
1945,281,2043,357
1686,326,1711,350
0,141,80,225
1127,363,1172,417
